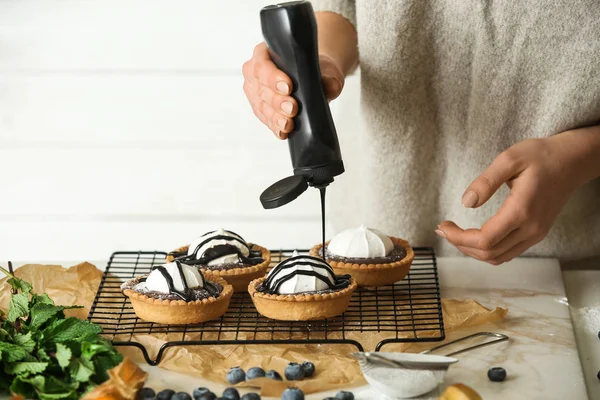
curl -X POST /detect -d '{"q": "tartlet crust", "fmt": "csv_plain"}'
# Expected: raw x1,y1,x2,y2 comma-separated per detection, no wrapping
309,236,414,287
248,277,357,321
166,243,271,292
122,274,233,325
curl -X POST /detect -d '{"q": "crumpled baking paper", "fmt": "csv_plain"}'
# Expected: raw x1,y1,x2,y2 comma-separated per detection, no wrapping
0,263,507,397
83,357,147,400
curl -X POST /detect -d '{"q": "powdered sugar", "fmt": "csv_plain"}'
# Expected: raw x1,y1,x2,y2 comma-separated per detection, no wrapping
572,306,600,335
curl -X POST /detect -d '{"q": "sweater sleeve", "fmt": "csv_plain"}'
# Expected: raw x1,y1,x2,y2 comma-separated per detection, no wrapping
310,0,356,29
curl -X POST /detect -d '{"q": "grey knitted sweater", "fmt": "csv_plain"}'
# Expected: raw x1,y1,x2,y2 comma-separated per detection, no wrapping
313,0,600,260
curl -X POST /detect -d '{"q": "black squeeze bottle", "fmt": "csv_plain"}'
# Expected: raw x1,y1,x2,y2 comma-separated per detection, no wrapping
259,1,344,209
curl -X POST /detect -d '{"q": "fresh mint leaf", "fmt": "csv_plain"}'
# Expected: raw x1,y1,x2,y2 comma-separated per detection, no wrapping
54,343,72,370
37,348,51,362
41,318,102,344
20,374,46,390
9,376,37,399
81,341,115,360
4,361,48,376
30,304,66,330
7,276,33,294
7,292,29,322
32,293,55,306
2,271,122,399
14,331,36,353
0,369,9,390
38,392,78,400
44,375,79,392
12,375,78,400
68,357,94,383
38,376,78,400
0,341,29,362
90,352,123,384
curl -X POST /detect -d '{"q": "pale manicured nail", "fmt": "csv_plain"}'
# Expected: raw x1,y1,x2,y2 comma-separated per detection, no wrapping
435,229,446,238
281,101,293,115
462,190,479,208
277,117,288,130
276,81,290,94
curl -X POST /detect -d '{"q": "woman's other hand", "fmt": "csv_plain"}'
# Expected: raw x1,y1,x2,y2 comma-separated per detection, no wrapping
437,126,600,264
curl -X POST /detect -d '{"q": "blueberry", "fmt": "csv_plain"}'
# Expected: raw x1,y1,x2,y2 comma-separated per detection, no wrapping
192,388,217,400
284,362,305,381
157,390,175,400
281,388,304,400
172,393,192,400
138,387,156,400
245,367,266,381
487,367,507,382
301,361,315,377
597,370,600,381
265,370,283,381
240,394,261,400
222,387,240,400
226,367,246,384
335,391,354,400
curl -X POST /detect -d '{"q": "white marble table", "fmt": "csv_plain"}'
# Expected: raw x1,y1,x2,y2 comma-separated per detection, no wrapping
2,257,597,400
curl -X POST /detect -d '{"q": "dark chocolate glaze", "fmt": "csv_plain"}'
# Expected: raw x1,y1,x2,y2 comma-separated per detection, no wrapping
323,244,408,265
258,254,351,295
169,230,264,267
138,260,220,301
319,187,326,261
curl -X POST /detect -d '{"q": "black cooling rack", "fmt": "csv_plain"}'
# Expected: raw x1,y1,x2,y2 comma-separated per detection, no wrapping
88,248,445,365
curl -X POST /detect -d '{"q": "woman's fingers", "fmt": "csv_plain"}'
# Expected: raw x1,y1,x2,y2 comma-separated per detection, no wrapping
487,239,537,265
454,227,525,263
242,42,297,138
461,149,524,208
252,43,293,94
319,54,345,100
258,86,298,120
438,206,520,251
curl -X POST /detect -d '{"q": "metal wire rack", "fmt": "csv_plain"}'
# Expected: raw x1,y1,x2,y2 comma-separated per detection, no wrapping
88,248,445,365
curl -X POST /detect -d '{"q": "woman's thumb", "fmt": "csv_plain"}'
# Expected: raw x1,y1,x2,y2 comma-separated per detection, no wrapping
321,75,344,100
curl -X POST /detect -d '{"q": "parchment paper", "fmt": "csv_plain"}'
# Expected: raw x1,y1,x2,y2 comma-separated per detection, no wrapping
0,263,507,397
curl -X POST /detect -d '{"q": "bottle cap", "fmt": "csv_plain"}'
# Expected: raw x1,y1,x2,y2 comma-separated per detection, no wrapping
260,175,309,209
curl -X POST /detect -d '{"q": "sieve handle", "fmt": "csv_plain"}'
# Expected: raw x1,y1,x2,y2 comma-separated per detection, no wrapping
421,332,509,357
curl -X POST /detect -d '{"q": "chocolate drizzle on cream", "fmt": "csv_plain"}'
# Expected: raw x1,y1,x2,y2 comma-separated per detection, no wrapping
138,260,219,301
258,253,351,295
169,229,264,266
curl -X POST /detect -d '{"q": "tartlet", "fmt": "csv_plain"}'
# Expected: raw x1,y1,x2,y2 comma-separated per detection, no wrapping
166,229,271,292
121,261,233,325
248,251,357,321
310,225,414,287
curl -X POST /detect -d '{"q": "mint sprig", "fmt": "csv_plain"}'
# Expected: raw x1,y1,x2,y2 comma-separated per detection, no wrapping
0,266,123,399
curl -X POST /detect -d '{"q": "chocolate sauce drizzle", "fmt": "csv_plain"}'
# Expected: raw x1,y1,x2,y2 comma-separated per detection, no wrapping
258,254,351,295
169,230,264,266
139,260,220,301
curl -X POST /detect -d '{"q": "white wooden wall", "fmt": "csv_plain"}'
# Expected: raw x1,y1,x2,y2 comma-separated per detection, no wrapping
0,0,360,260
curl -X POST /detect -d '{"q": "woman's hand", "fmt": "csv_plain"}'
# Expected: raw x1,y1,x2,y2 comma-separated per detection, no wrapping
437,127,600,265
242,42,345,140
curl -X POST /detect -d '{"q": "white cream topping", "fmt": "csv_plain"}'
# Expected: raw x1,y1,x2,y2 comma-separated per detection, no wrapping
188,228,249,266
328,224,394,258
141,262,204,293
266,250,335,294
